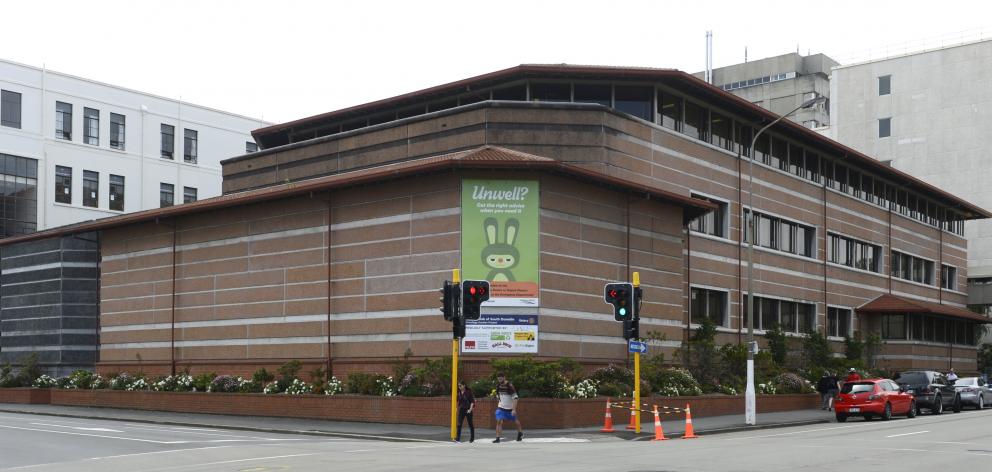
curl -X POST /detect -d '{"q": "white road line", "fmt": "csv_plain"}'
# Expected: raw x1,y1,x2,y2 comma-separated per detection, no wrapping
140,453,318,471
0,446,239,471
0,423,185,444
797,444,992,457
886,430,929,438
30,422,123,433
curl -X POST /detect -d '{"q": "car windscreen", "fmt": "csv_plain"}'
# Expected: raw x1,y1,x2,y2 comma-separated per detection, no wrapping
841,382,875,394
894,372,929,384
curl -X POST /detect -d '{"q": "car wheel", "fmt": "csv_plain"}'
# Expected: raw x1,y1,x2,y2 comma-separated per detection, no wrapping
953,395,962,413
979,396,985,410
907,400,917,418
932,396,943,415
835,413,847,423
881,403,892,421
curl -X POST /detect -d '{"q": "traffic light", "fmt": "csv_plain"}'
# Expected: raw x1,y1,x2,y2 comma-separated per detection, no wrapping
623,318,640,341
439,280,455,321
461,280,490,320
604,282,634,321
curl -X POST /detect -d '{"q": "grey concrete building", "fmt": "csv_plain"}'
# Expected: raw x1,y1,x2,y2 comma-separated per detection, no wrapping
0,233,99,375
695,52,837,130
829,38,992,318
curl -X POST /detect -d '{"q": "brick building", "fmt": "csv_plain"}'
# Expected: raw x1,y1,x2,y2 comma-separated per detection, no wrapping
1,65,988,376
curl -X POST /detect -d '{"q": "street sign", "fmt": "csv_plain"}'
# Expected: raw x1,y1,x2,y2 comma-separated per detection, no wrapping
628,340,647,354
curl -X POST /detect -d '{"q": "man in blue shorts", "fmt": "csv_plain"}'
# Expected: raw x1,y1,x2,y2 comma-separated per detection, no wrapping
493,372,523,443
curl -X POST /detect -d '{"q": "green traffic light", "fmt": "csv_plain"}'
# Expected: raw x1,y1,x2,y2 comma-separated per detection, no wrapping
619,307,627,317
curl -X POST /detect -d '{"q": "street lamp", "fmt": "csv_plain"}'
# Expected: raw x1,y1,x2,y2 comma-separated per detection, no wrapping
744,95,826,426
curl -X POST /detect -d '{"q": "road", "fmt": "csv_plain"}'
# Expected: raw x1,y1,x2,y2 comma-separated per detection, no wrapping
1,408,990,471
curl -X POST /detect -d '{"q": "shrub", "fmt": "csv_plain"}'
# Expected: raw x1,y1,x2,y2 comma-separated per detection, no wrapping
18,353,43,387
127,378,150,391
560,379,598,399
773,372,813,394
410,357,451,396
110,373,135,390
208,375,247,393
468,378,493,398
376,376,396,396
191,373,216,392
309,367,327,394
682,317,719,388
90,374,109,389
263,381,281,394
346,372,390,395
32,375,57,388
652,368,702,397
284,378,313,395
153,374,194,392
590,364,633,387
0,363,15,387
63,370,95,389
252,368,275,384
766,324,789,366
757,382,777,395
488,356,572,398
801,330,832,369
844,334,865,361
277,360,302,386
323,376,344,395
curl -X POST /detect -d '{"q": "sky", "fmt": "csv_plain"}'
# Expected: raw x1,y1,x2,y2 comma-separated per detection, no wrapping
4,0,990,124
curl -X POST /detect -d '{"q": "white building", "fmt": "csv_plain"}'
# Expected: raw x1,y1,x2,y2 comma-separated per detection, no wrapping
829,38,992,316
0,58,268,237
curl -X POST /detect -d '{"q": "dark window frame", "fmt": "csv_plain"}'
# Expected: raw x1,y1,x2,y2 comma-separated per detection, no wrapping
161,124,175,159
689,194,729,238
55,165,72,204
184,129,198,164
183,186,197,204
160,183,174,208
690,286,728,327
110,112,126,150
1,90,22,128
109,174,125,211
82,170,98,208
55,101,72,140
83,107,99,145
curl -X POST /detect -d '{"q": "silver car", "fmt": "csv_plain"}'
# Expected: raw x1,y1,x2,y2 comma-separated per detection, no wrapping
952,377,992,410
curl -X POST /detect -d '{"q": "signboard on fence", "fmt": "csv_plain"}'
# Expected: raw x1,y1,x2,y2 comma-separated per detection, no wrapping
461,314,538,354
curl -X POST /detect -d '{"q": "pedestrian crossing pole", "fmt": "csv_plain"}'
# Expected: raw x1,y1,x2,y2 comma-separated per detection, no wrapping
633,271,641,434
450,269,461,441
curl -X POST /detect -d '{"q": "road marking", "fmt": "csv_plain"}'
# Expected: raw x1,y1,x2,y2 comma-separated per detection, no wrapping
139,453,318,471
886,430,929,438
30,422,123,433
798,444,992,457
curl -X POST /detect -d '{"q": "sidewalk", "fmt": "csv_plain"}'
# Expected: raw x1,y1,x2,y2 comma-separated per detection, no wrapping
0,402,833,442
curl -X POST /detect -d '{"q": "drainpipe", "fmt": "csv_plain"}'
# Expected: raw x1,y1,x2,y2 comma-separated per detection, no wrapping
326,192,333,376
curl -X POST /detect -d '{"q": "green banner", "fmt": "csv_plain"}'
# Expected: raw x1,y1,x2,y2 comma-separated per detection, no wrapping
461,179,539,307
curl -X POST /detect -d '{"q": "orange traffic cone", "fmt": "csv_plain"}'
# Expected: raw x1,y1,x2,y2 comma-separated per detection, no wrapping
626,405,638,430
600,398,615,432
650,405,668,441
682,403,698,439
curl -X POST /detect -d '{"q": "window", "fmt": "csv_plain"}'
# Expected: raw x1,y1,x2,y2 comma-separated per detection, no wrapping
891,250,934,285
55,102,72,140
879,118,891,138
110,113,125,150
658,91,682,131
161,124,174,159
689,194,728,238
160,183,174,208
828,233,881,272
709,111,733,151
879,75,891,96
683,100,707,141
84,108,99,145
55,165,72,204
1,90,21,128
744,209,814,257
882,314,906,339
770,138,787,171
690,287,727,326
183,186,197,204
184,129,198,163
0,154,38,237
109,174,124,211
574,83,611,107
613,85,653,121
827,307,852,338
942,264,957,290
530,83,571,102
246,142,258,153
82,171,98,208
743,295,815,333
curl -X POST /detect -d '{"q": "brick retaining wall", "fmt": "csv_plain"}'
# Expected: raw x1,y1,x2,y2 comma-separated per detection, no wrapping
0,388,51,404
24,390,818,429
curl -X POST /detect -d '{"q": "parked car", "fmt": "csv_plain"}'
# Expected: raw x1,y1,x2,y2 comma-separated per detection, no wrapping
952,377,992,410
894,370,959,414
834,379,916,422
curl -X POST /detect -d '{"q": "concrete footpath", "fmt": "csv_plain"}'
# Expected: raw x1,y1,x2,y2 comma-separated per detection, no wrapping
0,402,833,442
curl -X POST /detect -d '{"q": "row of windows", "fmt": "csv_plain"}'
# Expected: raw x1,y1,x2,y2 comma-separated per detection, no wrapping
1,90,21,129
54,102,127,151
55,165,197,211
881,314,977,345
691,288,854,338
688,194,728,237
827,233,881,272
742,209,814,258
890,250,935,286
719,72,795,91
743,295,816,334
0,154,38,237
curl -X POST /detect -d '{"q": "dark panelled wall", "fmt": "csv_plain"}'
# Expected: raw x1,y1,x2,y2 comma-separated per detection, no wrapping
0,232,100,375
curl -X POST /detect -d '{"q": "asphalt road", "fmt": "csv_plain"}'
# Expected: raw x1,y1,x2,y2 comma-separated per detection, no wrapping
1,408,990,471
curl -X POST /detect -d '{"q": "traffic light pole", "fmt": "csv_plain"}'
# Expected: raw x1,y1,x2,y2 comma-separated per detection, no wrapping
632,271,641,434
450,269,460,441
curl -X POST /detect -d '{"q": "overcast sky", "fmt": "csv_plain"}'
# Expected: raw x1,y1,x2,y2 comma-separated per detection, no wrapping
4,0,989,124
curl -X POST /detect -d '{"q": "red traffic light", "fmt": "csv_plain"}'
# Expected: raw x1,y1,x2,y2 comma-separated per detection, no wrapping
470,286,477,296
608,289,618,298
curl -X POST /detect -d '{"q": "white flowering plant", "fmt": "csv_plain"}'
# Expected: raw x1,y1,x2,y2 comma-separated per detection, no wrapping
109,373,135,390
89,374,109,389
560,379,599,399
324,376,344,396
284,378,313,395
716,384,738,395
154,374,194,392
376,376,396,397
32,375,58,388
126,378,149,391
263,381,282,394
757,382,778,395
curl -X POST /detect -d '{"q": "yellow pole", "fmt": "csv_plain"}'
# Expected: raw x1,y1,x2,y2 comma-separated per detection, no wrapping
632,271,641,434
450,269,461,441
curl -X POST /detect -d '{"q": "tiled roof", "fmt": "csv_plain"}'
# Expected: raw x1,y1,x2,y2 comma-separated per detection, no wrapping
856,294,989,323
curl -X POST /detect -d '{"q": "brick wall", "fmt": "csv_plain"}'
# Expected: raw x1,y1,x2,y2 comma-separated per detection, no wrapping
42,390,817,429
0,388,51,404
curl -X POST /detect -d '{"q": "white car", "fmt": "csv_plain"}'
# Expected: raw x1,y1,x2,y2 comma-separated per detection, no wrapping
952,377,992,410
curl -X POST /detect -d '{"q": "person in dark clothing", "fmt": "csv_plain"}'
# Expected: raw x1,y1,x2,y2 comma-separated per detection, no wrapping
816,372,840,410
455,380,475,443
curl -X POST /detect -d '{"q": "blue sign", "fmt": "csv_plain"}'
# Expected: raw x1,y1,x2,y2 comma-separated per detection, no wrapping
628,341,647,354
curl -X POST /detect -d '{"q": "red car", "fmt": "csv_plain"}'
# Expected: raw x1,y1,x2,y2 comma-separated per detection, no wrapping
834,378,917,422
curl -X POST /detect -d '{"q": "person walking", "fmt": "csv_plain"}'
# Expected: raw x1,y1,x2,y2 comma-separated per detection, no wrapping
492,372,523,443
455,380,475,443
817,371,840,411
844,367,861,384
